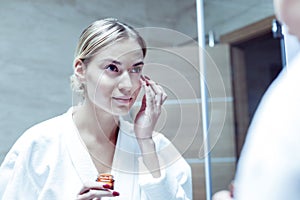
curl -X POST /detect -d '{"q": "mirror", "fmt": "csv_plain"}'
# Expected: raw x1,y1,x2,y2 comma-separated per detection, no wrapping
0,0,278,199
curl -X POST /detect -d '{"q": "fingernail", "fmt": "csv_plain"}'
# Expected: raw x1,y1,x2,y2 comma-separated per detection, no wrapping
144,75,150,80
103,184,111,189
112,191,120,196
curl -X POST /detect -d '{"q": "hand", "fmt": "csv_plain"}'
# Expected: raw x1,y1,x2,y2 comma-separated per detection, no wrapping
134,75,167,140
76,181,120,200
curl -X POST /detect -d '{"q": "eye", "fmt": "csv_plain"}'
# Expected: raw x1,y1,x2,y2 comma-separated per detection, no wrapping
106,64,119,72
129,66,142,73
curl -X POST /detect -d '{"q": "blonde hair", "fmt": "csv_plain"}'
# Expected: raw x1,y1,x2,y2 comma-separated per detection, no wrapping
70,18,146,97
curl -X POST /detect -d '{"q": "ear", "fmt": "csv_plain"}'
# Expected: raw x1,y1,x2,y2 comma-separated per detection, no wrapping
74,59,87,82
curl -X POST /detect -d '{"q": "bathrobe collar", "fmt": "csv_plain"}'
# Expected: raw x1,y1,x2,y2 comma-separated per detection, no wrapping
63,107,140,199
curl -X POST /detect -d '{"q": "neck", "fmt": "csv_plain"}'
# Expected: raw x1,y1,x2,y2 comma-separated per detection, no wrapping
73,100,119,144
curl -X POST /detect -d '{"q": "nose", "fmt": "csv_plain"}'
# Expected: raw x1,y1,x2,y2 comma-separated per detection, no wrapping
118,72,133,93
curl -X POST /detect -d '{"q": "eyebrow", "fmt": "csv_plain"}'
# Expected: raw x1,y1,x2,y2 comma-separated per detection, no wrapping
106,59,144,67
133,61,144,66
111,60,122,65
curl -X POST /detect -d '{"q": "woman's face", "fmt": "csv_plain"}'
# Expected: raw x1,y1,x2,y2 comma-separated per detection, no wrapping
78,39,144,115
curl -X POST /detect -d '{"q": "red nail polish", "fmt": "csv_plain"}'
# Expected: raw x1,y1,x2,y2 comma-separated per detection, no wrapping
103,184,111,189
112,191,120,196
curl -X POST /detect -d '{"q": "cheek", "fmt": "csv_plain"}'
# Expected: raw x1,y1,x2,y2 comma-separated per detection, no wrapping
134,85,142,96
86,73,115,96
131,78,142,97
133,77,142,89
279,1,300,25
97,77,116,95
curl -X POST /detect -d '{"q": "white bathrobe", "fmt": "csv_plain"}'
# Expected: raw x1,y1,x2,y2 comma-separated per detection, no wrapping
0,108,192,199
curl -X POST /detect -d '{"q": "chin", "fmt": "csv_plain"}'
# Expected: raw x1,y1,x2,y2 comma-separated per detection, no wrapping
111,107,131,116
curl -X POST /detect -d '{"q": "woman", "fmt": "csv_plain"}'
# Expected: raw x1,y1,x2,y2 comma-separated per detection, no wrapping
0,18,192,199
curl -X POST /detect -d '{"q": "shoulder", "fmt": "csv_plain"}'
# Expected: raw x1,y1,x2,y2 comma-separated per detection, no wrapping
0,109,75,196
248,55,300,133
20,111,69,145
265,54,300,99
4,108,73,168
7,109,72,159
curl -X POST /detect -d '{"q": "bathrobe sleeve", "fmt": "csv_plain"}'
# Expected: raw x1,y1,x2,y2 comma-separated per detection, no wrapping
0,116,69,200
0,129,41,199
138,133,192,200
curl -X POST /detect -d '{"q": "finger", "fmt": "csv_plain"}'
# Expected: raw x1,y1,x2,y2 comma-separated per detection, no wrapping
140,94,147,112
144,81,155,110
155,93,162,106
154,84,164,106
79,182,109,195
144,75,156,88
143,75,164,105
141,75,149,86
150,82,163,96
144,77,160,93
141,74,147,81
143,75,168,108
77,190,113,200
107,189,120,197
152,84,167,106
144,75,150,81
156,85,168,104
77,189,120,200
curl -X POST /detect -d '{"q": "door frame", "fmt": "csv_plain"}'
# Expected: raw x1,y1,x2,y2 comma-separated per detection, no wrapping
220,15,276,159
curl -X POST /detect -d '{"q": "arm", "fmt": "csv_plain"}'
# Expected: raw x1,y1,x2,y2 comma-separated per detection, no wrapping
134,76,192,199
0,136,39,199
134,75,167,178
138,134,192,200
137,138,161,178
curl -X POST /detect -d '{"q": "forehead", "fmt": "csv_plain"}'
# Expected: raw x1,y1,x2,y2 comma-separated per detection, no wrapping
95,39,143,61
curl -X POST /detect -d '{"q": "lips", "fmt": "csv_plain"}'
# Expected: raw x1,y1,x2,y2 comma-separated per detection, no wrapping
112,96,133,104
